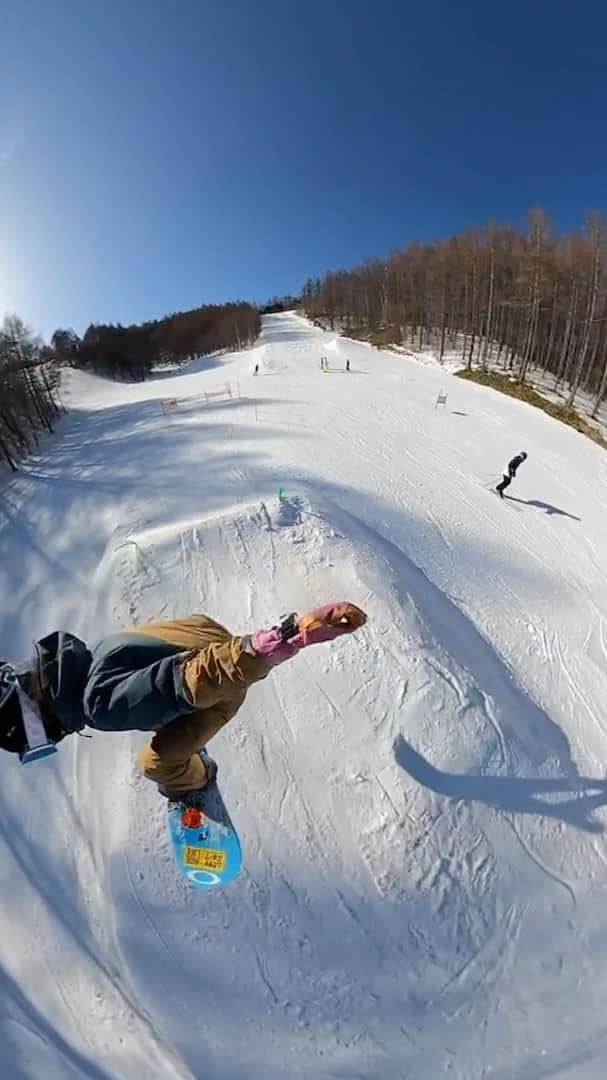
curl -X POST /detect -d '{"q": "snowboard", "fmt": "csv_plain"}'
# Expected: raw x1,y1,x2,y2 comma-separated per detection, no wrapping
167,754,242,890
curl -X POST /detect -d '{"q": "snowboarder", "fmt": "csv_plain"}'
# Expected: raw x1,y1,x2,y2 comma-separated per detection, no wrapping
345,359,350,372
320,357,326,371
254,363,259,375
0,603,367,804
496,452,527,498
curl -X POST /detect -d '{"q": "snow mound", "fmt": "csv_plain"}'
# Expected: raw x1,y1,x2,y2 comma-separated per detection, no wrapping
76,490,597,1074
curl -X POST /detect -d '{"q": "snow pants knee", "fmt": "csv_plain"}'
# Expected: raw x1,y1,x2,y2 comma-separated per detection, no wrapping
136,708,228,793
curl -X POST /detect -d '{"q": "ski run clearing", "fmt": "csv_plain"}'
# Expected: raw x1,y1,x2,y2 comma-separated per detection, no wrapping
3,311,607,1080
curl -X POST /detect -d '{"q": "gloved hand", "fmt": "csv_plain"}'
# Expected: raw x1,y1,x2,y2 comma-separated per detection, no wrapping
250,602,367,666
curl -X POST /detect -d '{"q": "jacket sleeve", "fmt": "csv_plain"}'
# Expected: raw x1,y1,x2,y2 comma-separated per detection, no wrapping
181,636,271,709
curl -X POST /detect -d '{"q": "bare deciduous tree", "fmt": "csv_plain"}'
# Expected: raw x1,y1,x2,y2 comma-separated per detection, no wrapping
303,208,607,414
0,316,62,472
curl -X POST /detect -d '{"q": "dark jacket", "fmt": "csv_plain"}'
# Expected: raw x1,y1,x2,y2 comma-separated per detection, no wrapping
26,617,270,737
83,633,198,732
507,454,526,478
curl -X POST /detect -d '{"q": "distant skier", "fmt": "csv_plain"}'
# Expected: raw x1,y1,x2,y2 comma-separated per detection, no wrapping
496,452,527,498
0,603,367,805
346,359,350,372
254,363,259,375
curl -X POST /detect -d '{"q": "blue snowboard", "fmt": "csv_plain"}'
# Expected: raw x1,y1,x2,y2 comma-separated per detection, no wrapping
167,756,242,890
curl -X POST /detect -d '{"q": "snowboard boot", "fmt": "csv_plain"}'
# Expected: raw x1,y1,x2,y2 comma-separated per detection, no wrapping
160,751,218,808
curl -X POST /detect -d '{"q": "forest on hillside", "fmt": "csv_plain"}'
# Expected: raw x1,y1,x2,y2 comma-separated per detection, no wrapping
0,316,63,472
52,302,261,380
0,301,260,471
302,210,607,416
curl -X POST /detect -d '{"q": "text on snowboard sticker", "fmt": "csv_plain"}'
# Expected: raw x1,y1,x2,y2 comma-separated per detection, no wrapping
183,846,226,872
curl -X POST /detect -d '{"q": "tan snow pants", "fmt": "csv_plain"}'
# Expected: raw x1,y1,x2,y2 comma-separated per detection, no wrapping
133,615,269,794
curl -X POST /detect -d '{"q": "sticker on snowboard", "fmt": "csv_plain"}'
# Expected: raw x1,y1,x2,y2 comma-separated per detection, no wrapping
167,764,242,890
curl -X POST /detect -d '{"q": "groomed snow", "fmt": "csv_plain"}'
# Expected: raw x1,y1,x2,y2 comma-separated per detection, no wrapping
2,312,607,1079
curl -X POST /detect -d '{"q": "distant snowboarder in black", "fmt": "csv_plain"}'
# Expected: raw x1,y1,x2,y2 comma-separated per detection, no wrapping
254,363,259,375
345,359,350,372
496,452,527,498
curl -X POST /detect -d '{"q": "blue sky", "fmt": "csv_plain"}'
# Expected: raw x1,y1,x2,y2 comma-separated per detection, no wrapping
1,0,606,339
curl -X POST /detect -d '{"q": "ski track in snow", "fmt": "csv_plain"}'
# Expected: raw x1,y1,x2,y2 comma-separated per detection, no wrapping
2,313,607,1077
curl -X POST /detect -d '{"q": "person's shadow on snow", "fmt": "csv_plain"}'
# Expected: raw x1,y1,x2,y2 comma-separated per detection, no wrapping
505,496,581,520
393,734,607,832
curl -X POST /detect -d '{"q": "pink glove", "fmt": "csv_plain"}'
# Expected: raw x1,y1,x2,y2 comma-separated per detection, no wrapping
251,602,367,667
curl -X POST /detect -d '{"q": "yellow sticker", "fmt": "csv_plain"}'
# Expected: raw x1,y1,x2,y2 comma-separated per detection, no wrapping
183,846,226,872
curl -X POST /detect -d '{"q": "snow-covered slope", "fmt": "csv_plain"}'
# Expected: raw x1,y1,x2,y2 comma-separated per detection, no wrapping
2,312,607,1079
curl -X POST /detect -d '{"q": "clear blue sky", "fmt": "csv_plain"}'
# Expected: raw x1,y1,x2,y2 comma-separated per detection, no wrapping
1,0,606,340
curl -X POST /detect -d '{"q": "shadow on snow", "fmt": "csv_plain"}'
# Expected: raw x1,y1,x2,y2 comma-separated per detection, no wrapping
505,495,581,520
394,734,607,833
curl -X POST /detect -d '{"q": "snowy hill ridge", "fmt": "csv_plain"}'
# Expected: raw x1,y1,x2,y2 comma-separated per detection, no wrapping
2,312,607,1079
